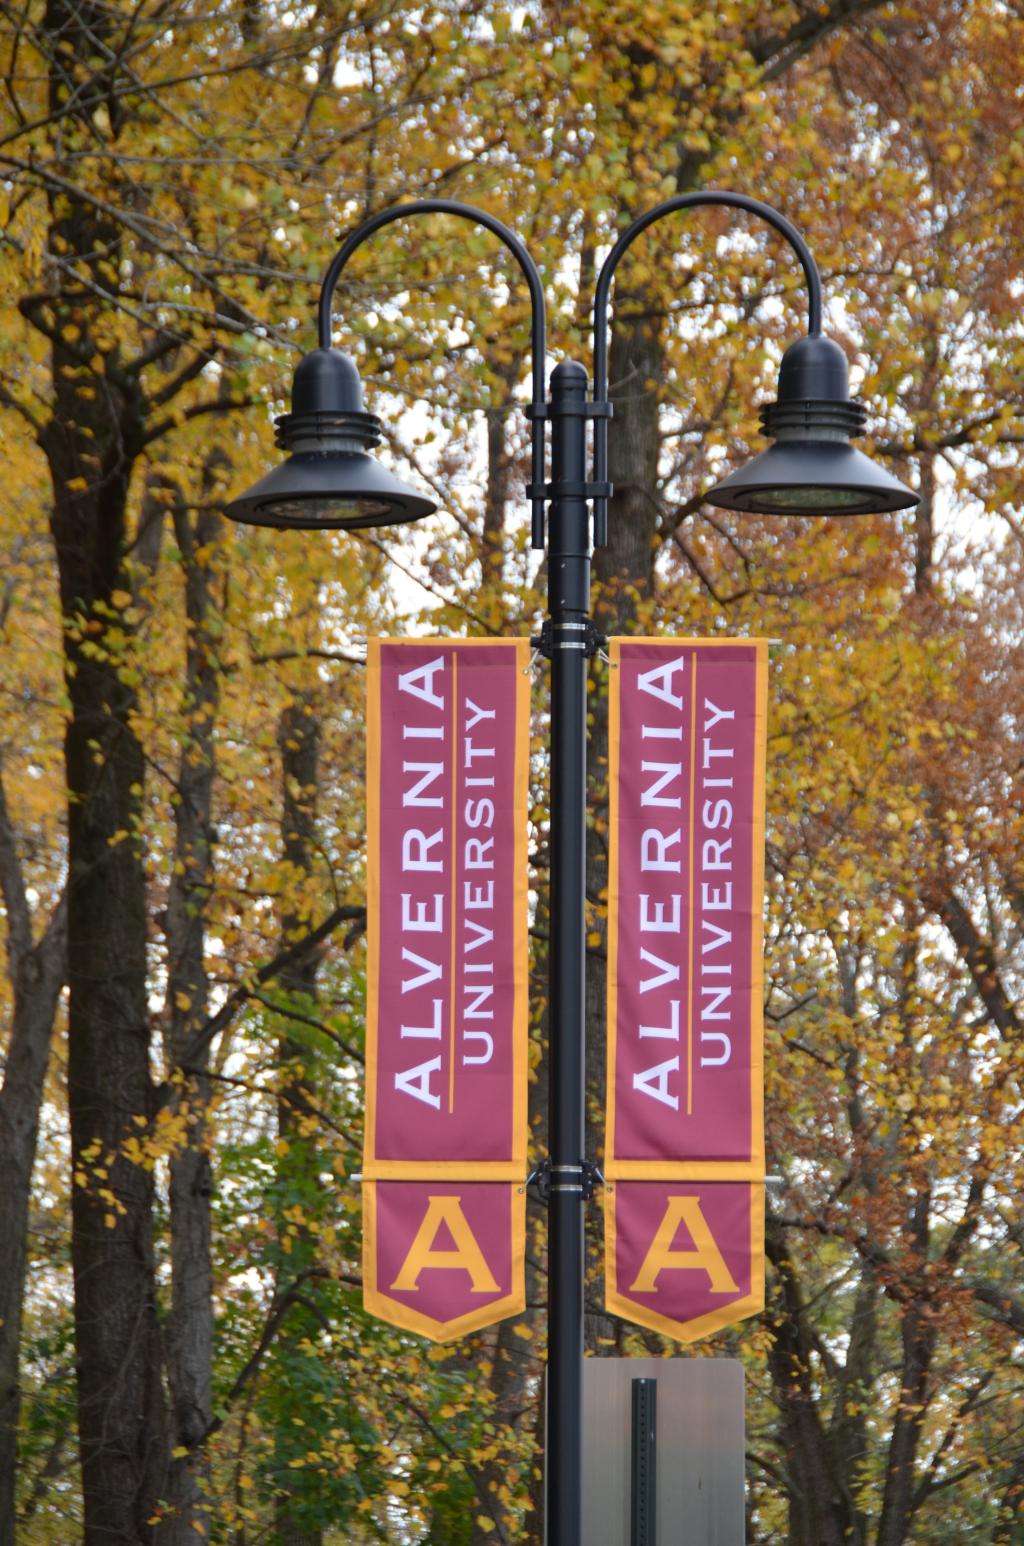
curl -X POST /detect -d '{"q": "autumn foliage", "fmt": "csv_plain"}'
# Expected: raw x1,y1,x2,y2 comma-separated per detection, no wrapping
1,0,1023,1541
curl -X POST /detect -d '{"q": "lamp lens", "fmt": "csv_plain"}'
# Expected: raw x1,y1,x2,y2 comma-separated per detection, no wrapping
255,496,394,526
744,486,872,513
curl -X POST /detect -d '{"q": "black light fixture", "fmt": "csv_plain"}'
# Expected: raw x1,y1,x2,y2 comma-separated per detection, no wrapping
705,333,916,515
225,346,436,530
222,193,919,1546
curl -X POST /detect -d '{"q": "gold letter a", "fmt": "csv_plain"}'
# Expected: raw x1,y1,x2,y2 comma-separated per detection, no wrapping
391,1195,500,1294
629,1196,740,1294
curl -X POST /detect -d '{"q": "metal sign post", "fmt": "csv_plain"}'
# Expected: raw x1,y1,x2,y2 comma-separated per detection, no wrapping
631,1378,657,1546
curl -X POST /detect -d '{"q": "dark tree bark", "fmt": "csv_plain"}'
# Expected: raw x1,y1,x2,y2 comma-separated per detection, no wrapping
481,357,521,616
36,3,169,1534
764,1221,855,1546
913,454,936,598
0,773,66,1546
48,441,168,1546
273,689,326,1546
161,484,225,1542
46,379,169,1544
876,1305,936,1546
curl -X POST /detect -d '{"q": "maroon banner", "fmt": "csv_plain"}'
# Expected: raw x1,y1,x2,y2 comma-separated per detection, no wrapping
363,639,529,1340
364,1181,525,1340
604,1181,764,1342
606,639,767,1180
364,639,529,1177
604,638,767,1340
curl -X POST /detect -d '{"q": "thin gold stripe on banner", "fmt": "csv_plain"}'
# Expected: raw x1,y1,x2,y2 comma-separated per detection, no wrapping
511,638,530,1166
687,651,697,1118
602,1158,763,1182
364,638,382,1167
604,637,623,1169
749,639,768,1176
448,653,459,1116
362,1157,525,1180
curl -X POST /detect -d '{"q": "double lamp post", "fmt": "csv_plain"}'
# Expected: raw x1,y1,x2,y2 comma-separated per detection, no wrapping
225,192,917,1546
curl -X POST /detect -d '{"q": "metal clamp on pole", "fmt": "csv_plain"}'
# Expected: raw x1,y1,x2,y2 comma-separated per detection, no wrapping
529,388,614,551
549,1163,587,1194
526,1162,550,1202
527,1160,603,1200
532,618,608,659
527,480,613,502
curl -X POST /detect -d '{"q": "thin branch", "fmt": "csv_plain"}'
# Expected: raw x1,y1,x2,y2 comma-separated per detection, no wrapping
198,1266,361,1447
142,395,256,448
174,902,366,1073
249,990,364,1065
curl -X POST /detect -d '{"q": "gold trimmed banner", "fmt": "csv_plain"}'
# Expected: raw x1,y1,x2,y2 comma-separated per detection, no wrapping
604,638,767,1338
364,1181,525,1342
604,1181,764,1342
363,638,529,1339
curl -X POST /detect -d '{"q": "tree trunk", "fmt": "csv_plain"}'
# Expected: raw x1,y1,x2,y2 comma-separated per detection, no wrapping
0,776,66,1546
273,690,325,1546
56,503,168,1543
827,1269,876,1546
876,1192,936,1546
40,1,168,1516
875,1307,935,1546
764,1222,852,1546
162,490,224,1541
480,359,519,620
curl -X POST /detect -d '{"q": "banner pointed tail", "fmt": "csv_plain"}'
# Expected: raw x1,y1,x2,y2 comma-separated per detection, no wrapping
604,638,768,1340
604,1181,763,1342
363,639,530,1340
364,1181,526,1342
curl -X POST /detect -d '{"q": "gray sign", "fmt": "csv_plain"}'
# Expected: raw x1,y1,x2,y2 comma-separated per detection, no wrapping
574,1357,745,1546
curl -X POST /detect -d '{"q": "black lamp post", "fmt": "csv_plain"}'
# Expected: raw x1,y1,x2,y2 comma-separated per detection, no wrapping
225,192,917,1546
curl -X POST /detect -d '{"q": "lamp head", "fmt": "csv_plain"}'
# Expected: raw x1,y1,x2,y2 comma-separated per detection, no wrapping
705,334,917,516
224,348,437,531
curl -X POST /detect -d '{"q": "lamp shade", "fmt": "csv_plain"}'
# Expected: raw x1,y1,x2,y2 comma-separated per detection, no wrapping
705,336,917,516
224,349,437,531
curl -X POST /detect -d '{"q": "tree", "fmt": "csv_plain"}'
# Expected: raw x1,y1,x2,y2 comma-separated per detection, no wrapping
3,0,1024,1540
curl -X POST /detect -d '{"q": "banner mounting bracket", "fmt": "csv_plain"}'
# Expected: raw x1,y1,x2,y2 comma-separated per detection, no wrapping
526,1160,604,1201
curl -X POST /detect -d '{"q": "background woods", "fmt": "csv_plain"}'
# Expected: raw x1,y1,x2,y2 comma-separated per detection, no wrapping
1,0,1023,1541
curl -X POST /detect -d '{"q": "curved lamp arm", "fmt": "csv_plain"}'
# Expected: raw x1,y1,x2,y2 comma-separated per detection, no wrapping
318,199,548,542
591,191,824,542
